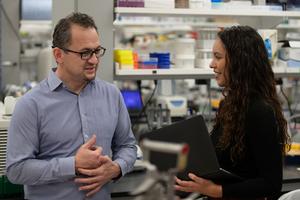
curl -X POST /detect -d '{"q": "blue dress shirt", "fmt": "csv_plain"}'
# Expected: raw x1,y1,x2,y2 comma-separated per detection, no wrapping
6,69,137,200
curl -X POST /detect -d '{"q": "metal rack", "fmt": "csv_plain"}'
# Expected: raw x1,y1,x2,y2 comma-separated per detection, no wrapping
0,117,10,176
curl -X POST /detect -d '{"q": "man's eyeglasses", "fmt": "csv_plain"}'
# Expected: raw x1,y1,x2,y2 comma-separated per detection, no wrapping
53,46,106,60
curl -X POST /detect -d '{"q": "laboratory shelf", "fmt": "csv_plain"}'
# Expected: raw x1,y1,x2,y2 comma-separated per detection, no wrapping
114,68,214,80
115,7,300,18
276,23,300,29
113,20,237,28
114,66,300,80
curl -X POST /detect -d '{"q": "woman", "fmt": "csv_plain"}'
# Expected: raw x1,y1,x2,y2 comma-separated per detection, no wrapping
175,26,290,199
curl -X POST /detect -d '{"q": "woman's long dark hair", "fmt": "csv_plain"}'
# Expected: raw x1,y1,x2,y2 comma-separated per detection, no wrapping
214,26,290,162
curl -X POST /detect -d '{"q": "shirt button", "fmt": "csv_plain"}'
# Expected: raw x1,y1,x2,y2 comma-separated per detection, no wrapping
84,134,89,141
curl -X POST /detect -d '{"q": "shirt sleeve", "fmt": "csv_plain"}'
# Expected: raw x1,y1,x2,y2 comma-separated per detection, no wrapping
222,101,283,198
111,91,137,176
6,96,76,185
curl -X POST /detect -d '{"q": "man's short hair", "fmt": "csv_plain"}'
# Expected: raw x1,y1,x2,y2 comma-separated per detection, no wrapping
52,12,98,48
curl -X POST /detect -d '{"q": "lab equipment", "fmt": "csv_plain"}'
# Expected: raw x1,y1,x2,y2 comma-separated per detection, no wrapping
156,95,187,117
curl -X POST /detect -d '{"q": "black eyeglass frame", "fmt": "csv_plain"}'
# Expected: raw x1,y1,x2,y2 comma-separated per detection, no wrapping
52,46,106,60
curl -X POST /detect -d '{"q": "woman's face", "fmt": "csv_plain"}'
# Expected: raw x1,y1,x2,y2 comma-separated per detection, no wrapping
210,38,227,87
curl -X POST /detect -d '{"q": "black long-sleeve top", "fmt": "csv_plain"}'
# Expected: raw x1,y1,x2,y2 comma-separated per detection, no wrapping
210,98,283,199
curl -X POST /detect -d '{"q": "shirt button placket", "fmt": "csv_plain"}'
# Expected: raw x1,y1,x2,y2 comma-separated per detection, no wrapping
79,93,89,142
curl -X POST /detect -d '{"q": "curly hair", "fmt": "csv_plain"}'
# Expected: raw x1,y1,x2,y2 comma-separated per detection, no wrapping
214,26,290,162
52,12,98,49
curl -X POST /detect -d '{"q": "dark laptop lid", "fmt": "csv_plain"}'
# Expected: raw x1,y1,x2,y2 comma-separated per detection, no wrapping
140,115,242,182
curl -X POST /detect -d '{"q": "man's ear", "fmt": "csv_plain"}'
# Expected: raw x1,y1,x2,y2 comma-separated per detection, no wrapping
53,47,64,64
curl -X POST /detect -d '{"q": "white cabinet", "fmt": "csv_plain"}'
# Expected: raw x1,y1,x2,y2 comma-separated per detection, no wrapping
114,7,300,80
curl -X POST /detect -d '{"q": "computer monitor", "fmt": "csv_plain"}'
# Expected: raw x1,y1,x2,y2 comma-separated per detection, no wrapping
121,89,143,118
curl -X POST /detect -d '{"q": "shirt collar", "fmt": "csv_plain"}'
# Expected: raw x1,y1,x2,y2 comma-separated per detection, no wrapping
48,68,63,91
47,68,96,91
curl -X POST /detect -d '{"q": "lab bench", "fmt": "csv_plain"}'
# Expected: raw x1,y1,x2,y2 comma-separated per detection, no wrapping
1,165,300,200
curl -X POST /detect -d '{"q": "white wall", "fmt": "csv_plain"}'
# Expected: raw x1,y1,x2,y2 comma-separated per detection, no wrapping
1,0,21,86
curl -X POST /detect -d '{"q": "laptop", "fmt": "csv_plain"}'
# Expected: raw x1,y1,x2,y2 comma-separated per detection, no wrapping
139,115,243,183
121,89,143,118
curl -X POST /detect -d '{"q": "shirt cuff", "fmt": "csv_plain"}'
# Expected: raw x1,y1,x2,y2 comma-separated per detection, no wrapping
113,158,128,177
58,156,76,177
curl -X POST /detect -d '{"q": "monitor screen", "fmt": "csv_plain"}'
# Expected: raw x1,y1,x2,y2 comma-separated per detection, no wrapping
121,90,143,111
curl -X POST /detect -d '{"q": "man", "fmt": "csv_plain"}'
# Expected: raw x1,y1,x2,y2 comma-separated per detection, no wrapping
6,12,137,200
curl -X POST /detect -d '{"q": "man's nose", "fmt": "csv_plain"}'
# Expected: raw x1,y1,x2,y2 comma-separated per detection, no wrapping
88,53,99,64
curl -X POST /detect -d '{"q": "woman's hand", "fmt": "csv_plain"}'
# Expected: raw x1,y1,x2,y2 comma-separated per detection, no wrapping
174,173,222,198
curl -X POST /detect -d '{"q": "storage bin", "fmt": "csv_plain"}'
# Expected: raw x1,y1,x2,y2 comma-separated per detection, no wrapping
150,53,171,69
195,49,212,68
174,38,195,55
145,0,174,8
195,49,212,59
195,58,212,69
189,0,211,9
196,28,218,49
174,54,195,69
175,0,189,8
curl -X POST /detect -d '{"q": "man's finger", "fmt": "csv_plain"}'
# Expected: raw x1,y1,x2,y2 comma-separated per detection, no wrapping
86,185,102,197
76,168,97,177
82,134,96,149
99,155,110,163
93,146,102,155
79,182,100,191
75,175,98,184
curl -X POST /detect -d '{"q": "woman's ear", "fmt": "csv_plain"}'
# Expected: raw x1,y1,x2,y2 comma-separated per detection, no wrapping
53,47,64,64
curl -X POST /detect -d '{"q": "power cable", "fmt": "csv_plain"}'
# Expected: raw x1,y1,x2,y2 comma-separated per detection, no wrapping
132,80,158,132
280,82,293,117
